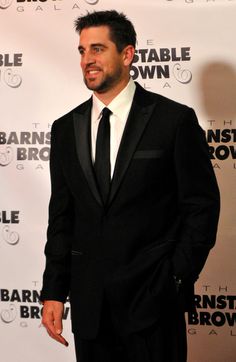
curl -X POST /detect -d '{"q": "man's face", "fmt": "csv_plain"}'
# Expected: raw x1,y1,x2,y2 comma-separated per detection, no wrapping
78,26,128,94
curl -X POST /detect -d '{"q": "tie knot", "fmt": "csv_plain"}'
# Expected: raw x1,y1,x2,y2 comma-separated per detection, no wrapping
102,107,112,118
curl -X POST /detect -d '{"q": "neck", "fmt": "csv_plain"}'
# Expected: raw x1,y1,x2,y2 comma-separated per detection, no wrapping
94,77,130,106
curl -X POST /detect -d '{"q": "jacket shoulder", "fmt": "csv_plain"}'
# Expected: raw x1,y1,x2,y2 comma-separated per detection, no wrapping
134,82,199,134
52,98,91,130
135,82,190,112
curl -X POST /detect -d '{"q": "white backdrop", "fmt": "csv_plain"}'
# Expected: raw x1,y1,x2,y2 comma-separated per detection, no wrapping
1,1,236,361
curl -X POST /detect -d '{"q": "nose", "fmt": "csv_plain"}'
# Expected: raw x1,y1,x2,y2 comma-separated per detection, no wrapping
81,50,95,67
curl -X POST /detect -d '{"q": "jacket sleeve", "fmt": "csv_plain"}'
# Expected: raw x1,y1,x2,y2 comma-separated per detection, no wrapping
40,120,73,303
171,107,220,283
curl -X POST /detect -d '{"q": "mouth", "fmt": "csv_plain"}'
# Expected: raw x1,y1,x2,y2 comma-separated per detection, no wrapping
85,68,101,77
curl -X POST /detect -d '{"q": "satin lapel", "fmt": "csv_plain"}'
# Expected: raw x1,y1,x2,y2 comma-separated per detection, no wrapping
109,88,156,205
73,101,102,206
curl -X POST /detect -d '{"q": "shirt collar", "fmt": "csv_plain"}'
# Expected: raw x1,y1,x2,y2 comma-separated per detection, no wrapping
92,78,136,123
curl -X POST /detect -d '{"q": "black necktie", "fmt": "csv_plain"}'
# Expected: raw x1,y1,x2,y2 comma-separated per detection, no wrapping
94,107,112,205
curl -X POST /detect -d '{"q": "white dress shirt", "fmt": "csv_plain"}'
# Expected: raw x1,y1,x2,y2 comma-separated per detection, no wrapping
91,78,136,177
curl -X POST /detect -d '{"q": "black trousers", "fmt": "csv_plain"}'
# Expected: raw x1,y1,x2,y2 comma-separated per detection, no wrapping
74,300,187,362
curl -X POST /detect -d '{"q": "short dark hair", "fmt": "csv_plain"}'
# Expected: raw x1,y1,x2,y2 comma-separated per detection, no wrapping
75,10,136,53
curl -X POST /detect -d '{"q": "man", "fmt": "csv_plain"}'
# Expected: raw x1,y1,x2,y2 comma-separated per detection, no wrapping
41,10,220,362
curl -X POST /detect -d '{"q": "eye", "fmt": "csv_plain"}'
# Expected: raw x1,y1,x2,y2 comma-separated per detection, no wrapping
93,46,103,53
78,48,84,55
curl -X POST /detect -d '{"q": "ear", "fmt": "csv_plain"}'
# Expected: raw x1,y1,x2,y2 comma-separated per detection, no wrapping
123,45,135,67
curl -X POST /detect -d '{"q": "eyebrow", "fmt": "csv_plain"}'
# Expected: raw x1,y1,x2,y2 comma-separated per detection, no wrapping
78,43,107,51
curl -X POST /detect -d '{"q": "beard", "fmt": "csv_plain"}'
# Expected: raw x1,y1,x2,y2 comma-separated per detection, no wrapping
83,66,123,93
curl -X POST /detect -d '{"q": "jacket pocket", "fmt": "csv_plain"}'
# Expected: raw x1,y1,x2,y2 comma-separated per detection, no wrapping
71,250,83,256
133,149,163,159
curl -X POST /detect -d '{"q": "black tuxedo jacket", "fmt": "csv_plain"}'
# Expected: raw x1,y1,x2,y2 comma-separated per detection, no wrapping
41,83,220,338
